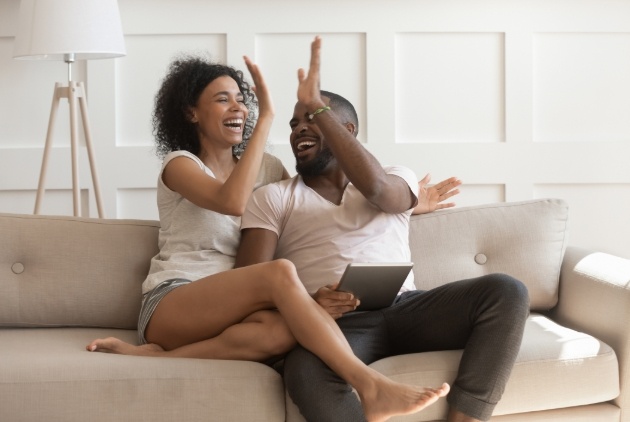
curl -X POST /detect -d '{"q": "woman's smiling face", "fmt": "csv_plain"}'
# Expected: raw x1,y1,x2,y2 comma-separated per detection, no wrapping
190,75,248,148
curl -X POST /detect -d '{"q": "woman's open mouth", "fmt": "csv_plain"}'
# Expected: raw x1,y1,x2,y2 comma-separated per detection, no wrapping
223,118,243,132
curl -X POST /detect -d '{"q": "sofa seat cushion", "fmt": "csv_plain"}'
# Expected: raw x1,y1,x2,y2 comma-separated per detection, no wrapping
490,403,620,422
0,328,285,422
364,314,619,421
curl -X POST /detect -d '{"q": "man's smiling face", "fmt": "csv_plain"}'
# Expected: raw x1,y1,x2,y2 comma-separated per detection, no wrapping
289,97,335,177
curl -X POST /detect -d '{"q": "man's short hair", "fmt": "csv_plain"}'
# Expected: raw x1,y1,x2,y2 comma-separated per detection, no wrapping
320,90,359,136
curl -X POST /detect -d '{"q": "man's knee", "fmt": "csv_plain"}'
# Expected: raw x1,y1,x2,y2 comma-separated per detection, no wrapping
496,273,529,308
479,273,530,314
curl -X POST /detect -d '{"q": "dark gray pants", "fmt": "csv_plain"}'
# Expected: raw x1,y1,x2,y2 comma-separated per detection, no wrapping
283,273,530,422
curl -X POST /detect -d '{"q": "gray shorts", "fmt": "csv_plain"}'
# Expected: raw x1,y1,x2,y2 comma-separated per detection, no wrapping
137,278,191,344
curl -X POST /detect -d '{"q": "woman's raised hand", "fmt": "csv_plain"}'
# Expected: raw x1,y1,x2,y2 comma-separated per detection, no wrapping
297,36,326,112
243,56,274,119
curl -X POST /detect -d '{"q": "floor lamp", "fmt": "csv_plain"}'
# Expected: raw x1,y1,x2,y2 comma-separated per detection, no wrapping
13,0,126,218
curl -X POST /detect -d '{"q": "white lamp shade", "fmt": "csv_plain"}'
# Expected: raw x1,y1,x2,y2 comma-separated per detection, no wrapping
13,0,126,60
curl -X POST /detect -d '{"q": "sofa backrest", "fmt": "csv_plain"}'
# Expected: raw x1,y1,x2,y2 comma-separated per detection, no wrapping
0,213,159,329
1,199,568,328
409,198,569,310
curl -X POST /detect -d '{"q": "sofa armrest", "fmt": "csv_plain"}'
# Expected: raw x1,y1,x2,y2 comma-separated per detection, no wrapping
549,245,630,421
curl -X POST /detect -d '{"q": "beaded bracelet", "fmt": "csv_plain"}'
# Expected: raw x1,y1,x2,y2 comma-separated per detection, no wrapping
308,106,331,121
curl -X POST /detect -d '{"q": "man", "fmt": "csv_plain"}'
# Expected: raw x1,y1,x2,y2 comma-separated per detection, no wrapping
235,37,529,422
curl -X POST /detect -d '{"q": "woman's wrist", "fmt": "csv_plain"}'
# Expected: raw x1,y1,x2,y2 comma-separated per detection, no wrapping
257,106,275,118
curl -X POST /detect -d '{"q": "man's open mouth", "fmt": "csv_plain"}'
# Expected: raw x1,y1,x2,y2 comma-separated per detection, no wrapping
296,140,316,151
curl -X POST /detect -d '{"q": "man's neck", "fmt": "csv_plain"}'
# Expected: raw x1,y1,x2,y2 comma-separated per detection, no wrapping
302,168,349,206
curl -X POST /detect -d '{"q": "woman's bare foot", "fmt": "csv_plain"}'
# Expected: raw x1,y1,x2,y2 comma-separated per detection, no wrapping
86,337,165,356
360,378,450,422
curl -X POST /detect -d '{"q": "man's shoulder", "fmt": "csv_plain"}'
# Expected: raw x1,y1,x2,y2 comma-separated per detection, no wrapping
256,175,299,193
243,176,300,229
250,175,301,205
383,164,417,184
383,164,414,175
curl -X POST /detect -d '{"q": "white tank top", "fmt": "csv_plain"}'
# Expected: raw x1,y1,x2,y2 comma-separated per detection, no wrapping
142,150,284,294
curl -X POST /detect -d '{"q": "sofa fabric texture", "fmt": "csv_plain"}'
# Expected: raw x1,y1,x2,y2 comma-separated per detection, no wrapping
0,214,159,329
0,198,626,422
409,199,569,310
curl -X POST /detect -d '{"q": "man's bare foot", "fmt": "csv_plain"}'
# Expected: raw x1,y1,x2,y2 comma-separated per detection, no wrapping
86,337,165,356
360,379,450,422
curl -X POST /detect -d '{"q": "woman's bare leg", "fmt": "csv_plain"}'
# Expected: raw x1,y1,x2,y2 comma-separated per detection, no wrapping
89,259,448,421
241,261,450,420
87,310,295,361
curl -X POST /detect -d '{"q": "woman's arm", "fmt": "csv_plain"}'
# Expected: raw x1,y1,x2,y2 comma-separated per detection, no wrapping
164,57,274,216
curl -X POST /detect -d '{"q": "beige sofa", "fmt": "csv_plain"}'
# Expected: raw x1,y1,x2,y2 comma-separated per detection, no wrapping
1,198,627,421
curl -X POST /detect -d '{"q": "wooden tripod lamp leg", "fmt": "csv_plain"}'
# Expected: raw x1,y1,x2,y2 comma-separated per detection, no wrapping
77,82,105,218
34,83,63,215
34,82,106,218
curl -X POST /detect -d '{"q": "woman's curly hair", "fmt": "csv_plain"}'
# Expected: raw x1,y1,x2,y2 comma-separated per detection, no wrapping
152,54,257,159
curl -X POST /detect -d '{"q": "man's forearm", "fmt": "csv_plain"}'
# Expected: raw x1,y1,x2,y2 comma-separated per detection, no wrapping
311,110,416,213
312,110,386,197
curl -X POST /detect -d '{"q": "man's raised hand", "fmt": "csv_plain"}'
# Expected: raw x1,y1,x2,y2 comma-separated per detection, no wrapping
297,36,326,113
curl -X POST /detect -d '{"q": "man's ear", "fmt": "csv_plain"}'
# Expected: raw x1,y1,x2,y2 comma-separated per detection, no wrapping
344,122,357,136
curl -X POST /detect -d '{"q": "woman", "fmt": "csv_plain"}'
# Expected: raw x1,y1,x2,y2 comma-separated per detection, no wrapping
87,40,448,421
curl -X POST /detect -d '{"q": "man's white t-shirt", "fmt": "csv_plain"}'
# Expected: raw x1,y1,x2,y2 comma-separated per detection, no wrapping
241,166,418,295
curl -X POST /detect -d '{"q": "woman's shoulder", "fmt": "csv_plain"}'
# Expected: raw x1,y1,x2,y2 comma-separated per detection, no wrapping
162,150,203,170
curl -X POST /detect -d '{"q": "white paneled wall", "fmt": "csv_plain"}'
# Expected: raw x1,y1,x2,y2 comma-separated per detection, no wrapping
395,32,505,143
0,0,628,259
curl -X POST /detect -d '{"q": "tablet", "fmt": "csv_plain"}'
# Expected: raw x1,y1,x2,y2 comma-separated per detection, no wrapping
337,262,414,311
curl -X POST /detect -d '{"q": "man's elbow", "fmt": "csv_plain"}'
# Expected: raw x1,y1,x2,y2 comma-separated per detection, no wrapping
376,201,412,214
365,187,412,214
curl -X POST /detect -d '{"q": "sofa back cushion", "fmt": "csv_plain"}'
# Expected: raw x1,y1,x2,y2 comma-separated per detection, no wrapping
0,213,159,329
409,199,569,310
